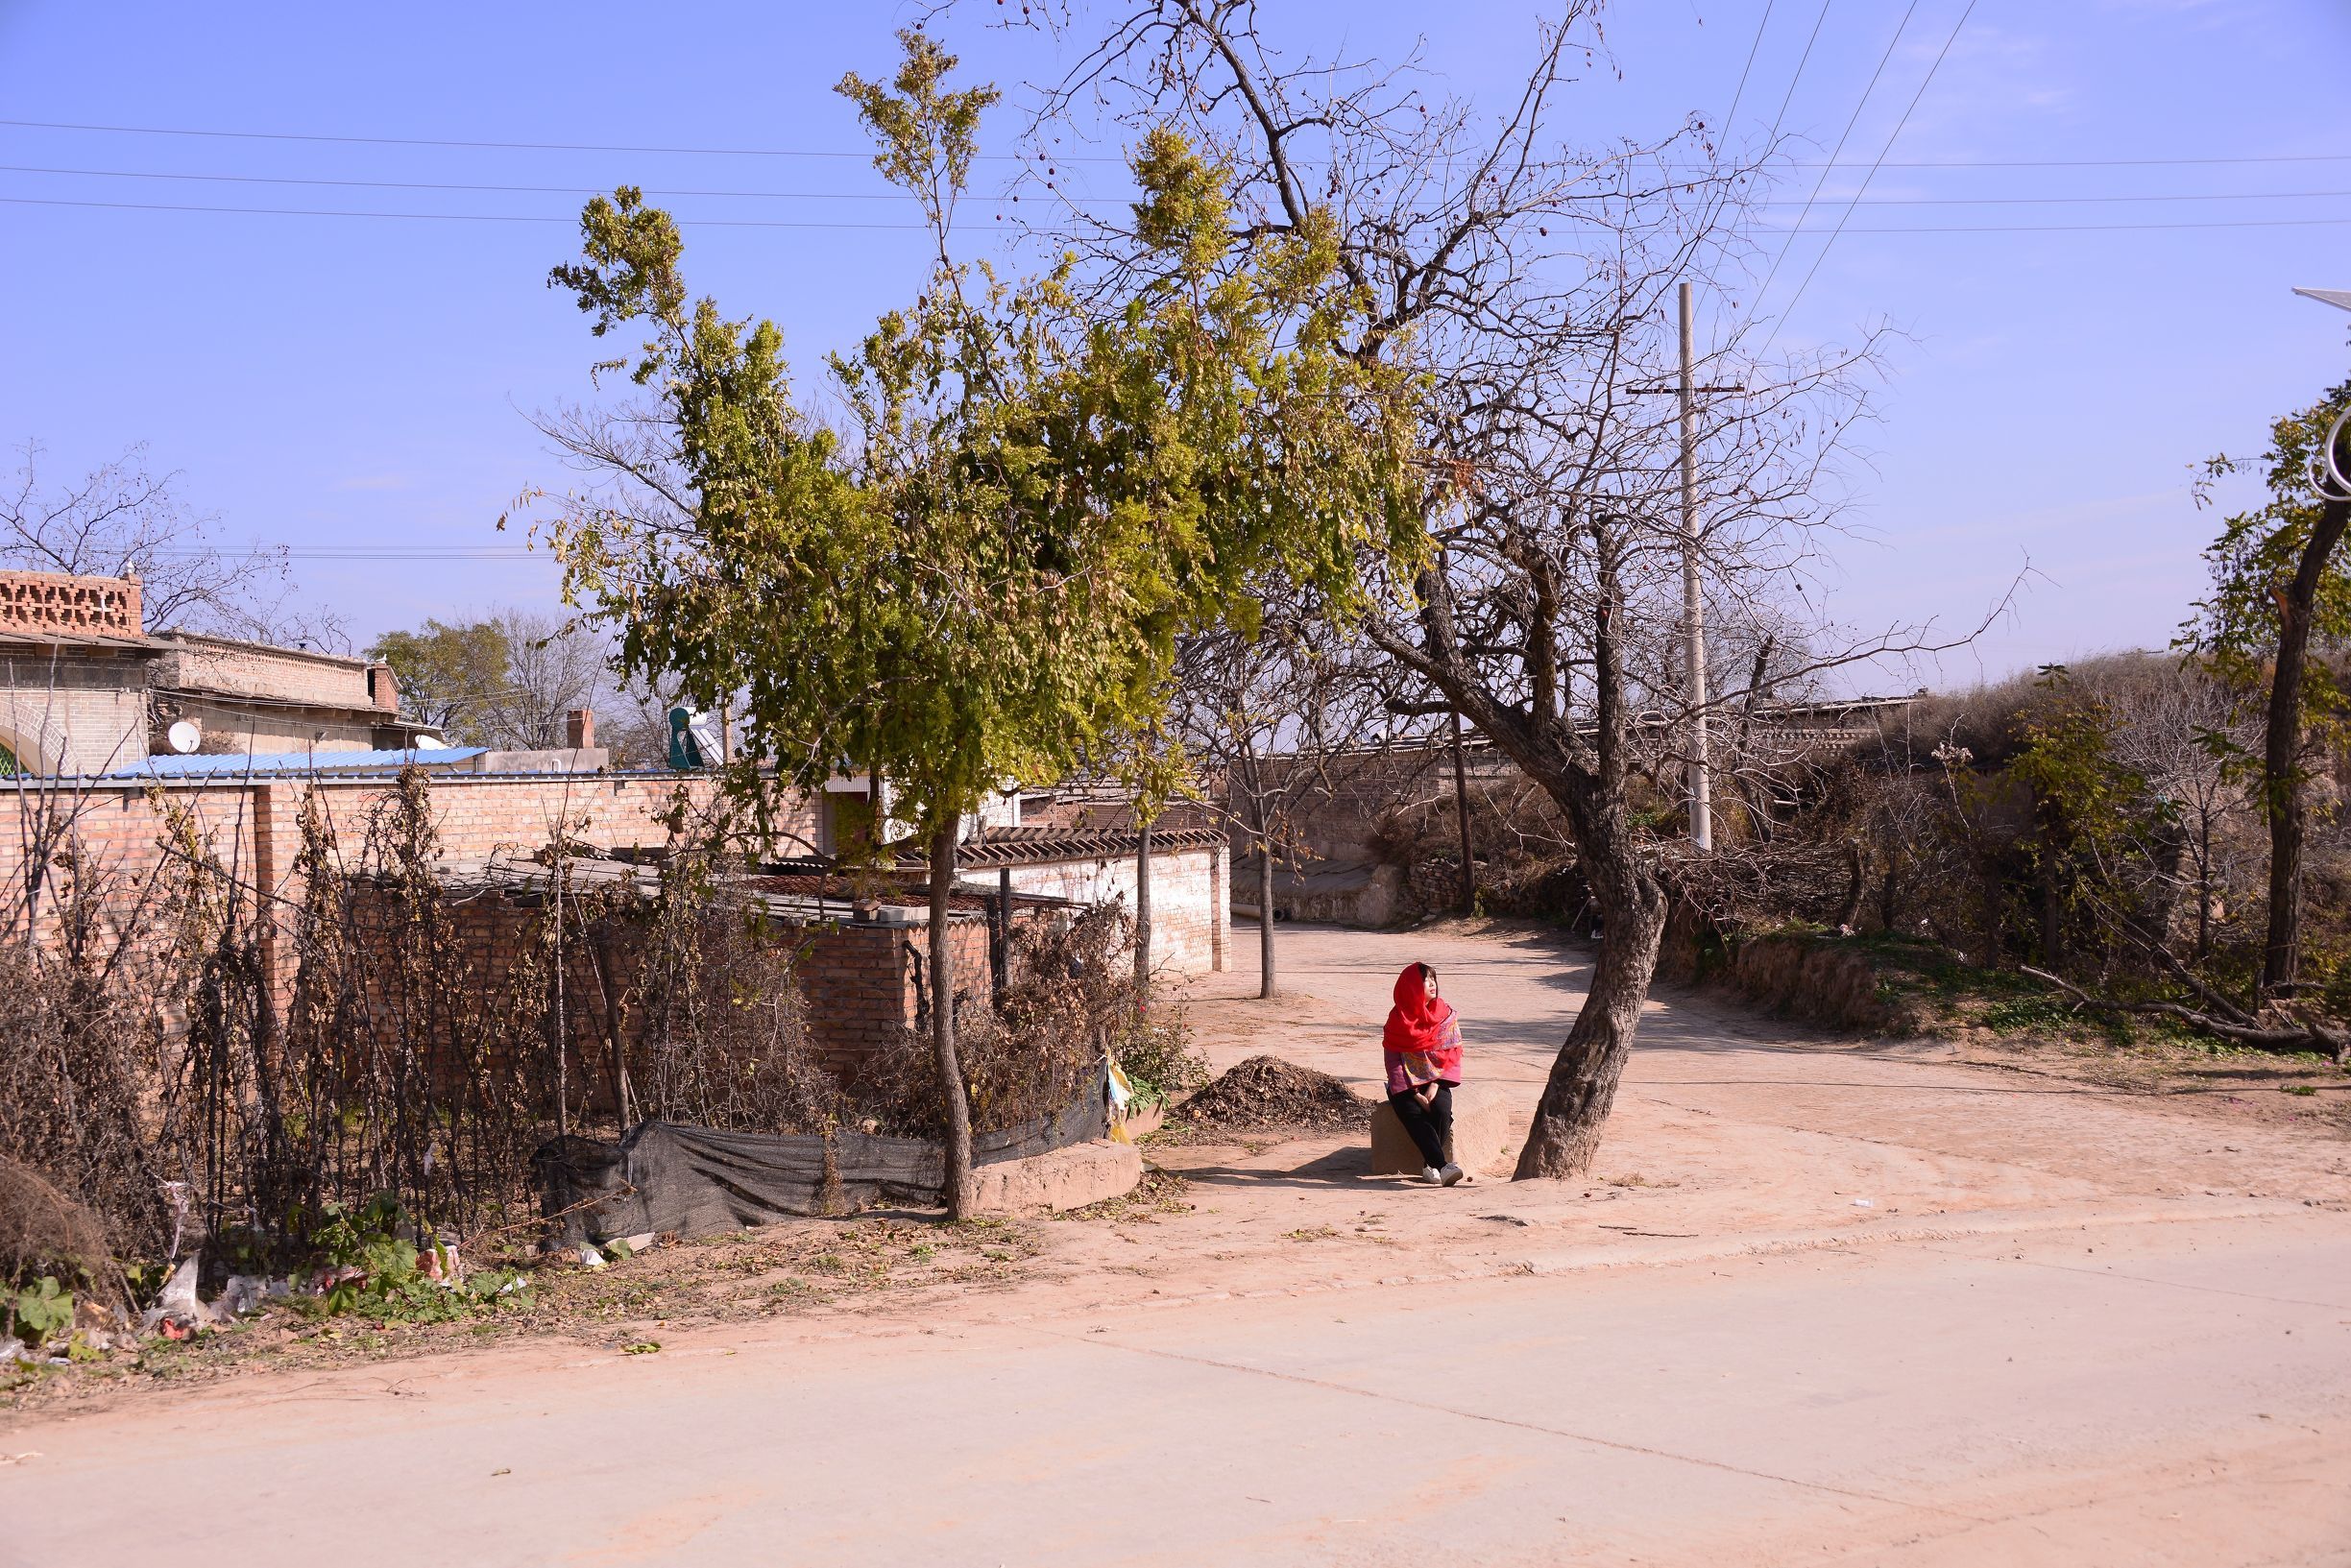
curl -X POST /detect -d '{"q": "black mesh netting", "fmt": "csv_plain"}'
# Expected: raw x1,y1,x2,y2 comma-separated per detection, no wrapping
531,1075,1108,1242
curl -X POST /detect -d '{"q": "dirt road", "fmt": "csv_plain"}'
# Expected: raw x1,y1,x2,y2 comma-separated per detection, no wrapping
6,922,2347,1565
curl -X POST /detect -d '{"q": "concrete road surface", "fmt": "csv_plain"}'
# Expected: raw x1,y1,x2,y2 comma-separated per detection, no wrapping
7,921,2348,1565
5,1216,2347,1566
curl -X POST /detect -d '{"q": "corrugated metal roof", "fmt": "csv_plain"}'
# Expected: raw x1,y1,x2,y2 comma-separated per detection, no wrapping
922,825,1227,868
110,747,490,778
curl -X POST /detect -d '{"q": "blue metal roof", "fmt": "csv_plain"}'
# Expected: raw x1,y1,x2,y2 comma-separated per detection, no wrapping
110,747,490,778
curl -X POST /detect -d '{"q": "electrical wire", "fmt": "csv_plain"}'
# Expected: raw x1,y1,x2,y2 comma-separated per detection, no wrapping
8,191,2344,235
1747,0,1920,322
0,195,926,229
3,114,2343,172
1779,214,2351,233
0,162,942,201
0,115,1086,163
9,160,2351,208
1720,1,1777,137
1764,0,1977,351
10,160,2351,210
1764,0,1835,154
137,545,545,560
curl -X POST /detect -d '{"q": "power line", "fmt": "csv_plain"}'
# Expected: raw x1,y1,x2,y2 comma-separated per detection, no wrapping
0,115,1101,164
1720,0,1777,135
12,160,2351,212
0,162,934,202
1806,153,2351,168
137,545,545,560
1761,188,2351,206
17,113,2341,173
1764,0,1835,154
1766,0,1978,349
1748,0,1921,323
13,190,2339,236
10,160,2351,208
1777,214,2351,233
0,195,927,229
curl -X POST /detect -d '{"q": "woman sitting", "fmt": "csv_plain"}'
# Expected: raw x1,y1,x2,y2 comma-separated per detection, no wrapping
1383,961,1465,1186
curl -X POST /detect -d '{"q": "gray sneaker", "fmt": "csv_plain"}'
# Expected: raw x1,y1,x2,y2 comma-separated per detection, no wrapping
1440,1163,1466,1187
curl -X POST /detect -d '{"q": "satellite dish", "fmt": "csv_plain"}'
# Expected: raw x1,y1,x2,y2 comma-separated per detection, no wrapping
165,720,202,755
413,733,449,752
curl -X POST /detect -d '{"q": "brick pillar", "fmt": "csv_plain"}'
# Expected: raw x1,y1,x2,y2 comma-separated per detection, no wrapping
250,782,289,1026
367,663,400,713
567,708,594,749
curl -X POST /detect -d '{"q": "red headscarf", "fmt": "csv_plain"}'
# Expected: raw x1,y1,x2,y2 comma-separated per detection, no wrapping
1383,961,1456,1057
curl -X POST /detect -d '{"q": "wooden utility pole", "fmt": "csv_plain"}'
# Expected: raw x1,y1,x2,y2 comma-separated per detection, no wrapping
1679,280,1712,853
1450,709,1476,914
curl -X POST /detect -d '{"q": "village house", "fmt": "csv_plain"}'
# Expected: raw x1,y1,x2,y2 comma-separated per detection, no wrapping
0,567,1228,1081
0,567,444,773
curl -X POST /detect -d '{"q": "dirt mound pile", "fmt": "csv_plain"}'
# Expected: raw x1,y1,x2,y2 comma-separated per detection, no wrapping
1173,1055,1370,1137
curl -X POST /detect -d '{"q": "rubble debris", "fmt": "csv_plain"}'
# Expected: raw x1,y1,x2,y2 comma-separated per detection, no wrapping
141,1255,218,1338
1170,1055,1372,1137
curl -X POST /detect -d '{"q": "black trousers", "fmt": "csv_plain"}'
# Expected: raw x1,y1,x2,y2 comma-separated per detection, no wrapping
1388,1083,1454,1169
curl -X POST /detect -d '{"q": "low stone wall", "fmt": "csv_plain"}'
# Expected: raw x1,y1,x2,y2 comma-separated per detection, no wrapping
971,1139,1141,1217
1658,905,1913,1036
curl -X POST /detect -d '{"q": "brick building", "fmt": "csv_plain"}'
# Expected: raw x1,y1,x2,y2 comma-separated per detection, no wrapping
0,567,441,773
0,568,1230,1090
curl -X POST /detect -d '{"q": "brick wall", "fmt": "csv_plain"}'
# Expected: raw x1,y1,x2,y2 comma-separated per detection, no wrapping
354,881,1001,1100
0,660,150,774
1003,841,1228,977
0,571,141,636
0,769,1223,1098
154,635,376,710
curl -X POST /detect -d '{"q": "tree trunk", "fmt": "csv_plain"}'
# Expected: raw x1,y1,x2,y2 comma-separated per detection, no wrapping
2261,496,2351,997
2195,817,2213,963
1133,814,1153,1008
1250,789,1288,1001
1514,836,1667,1179
1450,708,1476,914
1835,840,1864,930
1257,832,1277,999
929,818,976,1219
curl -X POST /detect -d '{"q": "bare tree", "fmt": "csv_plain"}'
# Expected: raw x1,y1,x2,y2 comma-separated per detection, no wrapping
1170,606,1411,997
484,608,613,751
2094,659,2257,965
0,440,332,642
369,607,616,752
1002,1,1991,1174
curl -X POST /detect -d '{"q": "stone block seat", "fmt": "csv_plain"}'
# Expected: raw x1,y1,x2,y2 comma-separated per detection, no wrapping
1369,1083,1515,1177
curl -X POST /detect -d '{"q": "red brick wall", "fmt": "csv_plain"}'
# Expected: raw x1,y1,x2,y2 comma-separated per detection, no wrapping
348,880,999,1103
0,571,141,636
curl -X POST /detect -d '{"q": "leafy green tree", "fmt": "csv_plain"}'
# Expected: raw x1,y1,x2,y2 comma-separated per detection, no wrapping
2184,378,2351,997
541,33,1417,1213
368,609,608,750
2005,673,2165,970
367,618,512,744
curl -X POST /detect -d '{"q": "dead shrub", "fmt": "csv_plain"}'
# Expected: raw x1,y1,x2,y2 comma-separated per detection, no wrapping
0,1155,117,1307
0,905,182,1277
860,903,1204,1135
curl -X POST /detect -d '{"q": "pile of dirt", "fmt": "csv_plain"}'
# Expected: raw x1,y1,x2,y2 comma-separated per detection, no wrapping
1170,1055,1371,1138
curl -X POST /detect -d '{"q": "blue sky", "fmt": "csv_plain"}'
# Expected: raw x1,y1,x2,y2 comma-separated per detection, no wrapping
0,0,2345,688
